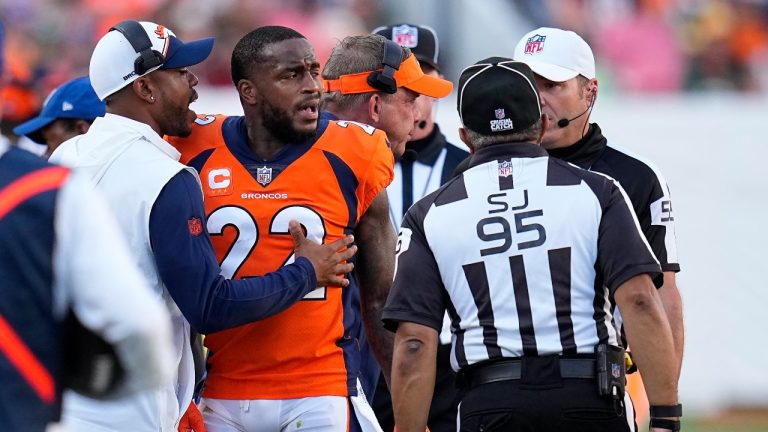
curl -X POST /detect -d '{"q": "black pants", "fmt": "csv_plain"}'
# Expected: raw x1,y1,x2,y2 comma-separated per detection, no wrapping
373,344,462,432
459,360,633,432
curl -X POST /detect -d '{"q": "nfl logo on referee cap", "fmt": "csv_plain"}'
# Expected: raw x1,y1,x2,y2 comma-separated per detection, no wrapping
524,34,546,54
256,166,272,186
392,24,418,48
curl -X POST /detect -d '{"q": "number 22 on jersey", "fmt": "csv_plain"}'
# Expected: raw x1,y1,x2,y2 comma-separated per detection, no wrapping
206,204,328,300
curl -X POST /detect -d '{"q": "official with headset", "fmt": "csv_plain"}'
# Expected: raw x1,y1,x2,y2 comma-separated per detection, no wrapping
383,58,681,432
368,23,468,432
512,30,684,424
321,32,453,411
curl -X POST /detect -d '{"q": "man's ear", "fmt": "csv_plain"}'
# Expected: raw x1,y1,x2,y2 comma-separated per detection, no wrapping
132,76,154,104
588,78,598,104
237,79,259,105
367,93,382,123
459,127,475,154
74,120,91,135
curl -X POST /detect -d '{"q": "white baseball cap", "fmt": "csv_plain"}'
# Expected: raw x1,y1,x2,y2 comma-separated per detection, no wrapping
513,27,595,82
89,20,214,100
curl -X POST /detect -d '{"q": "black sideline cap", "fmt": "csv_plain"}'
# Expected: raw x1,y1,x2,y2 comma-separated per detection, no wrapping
372,23,440,71
457,57,542,135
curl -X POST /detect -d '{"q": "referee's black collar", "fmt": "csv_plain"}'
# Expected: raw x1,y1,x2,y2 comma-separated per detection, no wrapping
469,141,547,168
403,124,446,165
546,123,607,169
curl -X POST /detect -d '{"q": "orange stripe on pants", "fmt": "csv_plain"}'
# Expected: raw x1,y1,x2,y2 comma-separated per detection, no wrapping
0,165,69,403
0,166,69,220
0,314,55,403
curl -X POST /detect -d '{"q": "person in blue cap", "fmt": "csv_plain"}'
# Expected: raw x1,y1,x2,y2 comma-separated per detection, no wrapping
13,76,106,158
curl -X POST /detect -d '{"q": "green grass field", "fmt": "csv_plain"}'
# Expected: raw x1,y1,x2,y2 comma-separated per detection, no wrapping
640,409,768,432
681,420,768,432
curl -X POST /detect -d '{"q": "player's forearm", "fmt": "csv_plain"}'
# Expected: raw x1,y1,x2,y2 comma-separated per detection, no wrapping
360,272,395,385
658,272,684,378
356,191,397,383
391,324,437,432
357,243,394,385
616,275,678,405
163,258,316,334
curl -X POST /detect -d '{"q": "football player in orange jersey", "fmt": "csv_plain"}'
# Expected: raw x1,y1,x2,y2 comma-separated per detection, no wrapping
320,33,454,424
169,26,450,432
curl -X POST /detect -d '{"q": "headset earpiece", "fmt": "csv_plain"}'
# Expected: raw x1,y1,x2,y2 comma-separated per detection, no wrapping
110,20,165,76
366,39,403,94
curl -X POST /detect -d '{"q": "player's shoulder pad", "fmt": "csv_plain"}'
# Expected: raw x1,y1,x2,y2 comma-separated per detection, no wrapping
320,120,389,150
313,119,392,167
167,114,228,164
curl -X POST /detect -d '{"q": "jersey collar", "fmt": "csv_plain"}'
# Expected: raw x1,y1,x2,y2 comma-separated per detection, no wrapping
469,141,547,169
546,123,607,169
403,124,447,165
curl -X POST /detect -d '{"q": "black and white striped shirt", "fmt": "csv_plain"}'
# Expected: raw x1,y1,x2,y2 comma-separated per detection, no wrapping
386,125,468,232
383,142,662,371
548,123,679,272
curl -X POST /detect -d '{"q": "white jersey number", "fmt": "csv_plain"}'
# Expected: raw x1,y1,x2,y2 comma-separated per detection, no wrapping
336,120,376,136
207,205,328,300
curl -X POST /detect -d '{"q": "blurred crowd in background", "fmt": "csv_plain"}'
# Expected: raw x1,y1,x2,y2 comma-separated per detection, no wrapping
1,0,767,139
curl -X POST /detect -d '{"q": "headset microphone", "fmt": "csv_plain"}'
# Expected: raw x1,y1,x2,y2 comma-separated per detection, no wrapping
557,105,591,128
557,87,597,128
417,120,428,129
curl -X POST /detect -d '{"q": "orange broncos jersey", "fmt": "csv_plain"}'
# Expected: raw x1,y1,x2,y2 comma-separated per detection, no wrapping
169,114,394,400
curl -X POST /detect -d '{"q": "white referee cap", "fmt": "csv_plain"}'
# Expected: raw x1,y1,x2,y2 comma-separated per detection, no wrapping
513,27,595,82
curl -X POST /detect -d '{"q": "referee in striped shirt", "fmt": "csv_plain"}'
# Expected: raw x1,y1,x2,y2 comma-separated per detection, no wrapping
383,58,680,432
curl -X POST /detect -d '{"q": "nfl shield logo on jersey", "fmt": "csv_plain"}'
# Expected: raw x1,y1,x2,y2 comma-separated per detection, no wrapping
498,159,513,177
188,217,203,236
256,166,272,186
495,108,505,120
524,34,546,54
392,24,418,48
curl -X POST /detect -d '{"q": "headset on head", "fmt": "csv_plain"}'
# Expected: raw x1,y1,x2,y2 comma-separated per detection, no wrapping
109,20,165,76
366,39,404,94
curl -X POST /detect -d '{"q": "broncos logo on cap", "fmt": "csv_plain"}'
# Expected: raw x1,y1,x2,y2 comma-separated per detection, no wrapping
155,25,166,39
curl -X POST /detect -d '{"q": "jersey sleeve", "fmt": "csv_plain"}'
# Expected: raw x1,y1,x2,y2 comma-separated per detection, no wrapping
382,201,446,332
597,180,664,294
358,132,395,214
321,121,395,217
646,173,679,272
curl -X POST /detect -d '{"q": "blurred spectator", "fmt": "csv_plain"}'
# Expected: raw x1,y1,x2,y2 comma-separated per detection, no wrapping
595,2,685,92
681,0,768,91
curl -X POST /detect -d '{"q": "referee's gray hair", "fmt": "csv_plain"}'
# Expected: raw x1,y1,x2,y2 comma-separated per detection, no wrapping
321,34,410,112
465,118,543,150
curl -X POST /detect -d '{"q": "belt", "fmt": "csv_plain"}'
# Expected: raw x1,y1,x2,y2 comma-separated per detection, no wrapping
462,358,596,388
